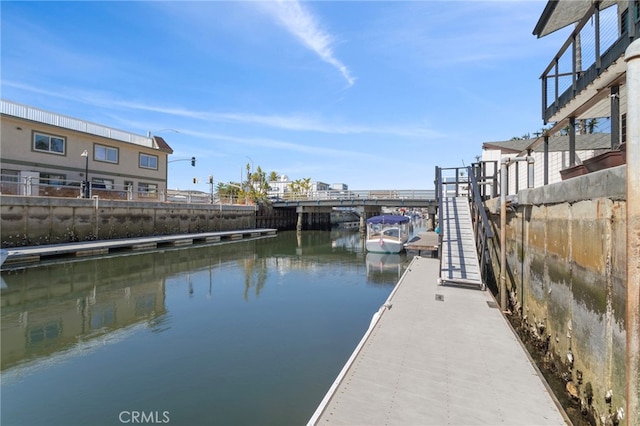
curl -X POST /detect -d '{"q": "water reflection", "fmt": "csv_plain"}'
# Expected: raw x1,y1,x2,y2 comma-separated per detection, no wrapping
366,253,405,284
0,228,417,426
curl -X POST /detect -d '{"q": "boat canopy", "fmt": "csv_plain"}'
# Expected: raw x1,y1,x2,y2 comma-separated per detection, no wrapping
366,215,410,225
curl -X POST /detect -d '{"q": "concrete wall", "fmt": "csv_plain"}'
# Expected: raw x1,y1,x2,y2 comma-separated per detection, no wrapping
485,165,627,425
1,195,258,247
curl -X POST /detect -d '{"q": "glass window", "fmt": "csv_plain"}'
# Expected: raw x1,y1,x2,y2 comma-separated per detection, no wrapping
139,153,158,170
138,182,158,194
33,132,66,155
41,173,66,186
91,178,114,190
94,144,118,163
1,169,19,183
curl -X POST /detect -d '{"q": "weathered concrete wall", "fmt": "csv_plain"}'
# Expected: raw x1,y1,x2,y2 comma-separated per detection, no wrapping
1,195,258,247
485,165,627,425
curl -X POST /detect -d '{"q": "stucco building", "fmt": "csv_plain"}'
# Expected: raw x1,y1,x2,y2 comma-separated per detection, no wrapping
0,99,173,200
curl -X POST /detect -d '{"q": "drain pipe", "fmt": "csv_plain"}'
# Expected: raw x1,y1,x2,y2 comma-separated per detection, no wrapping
499,155,534,310
624,38,640,426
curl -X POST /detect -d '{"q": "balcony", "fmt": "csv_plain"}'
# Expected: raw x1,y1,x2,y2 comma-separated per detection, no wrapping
537,1,639,125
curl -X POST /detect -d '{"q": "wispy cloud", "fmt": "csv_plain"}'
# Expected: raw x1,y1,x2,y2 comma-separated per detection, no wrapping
113,99,439,139
259,0,355,87
4,81,441,139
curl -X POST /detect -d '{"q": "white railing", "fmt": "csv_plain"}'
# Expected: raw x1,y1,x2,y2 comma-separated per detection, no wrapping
1,99,152,147
273,189,435,202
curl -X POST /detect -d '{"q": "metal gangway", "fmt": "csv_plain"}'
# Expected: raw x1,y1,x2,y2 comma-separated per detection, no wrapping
435,165,495,290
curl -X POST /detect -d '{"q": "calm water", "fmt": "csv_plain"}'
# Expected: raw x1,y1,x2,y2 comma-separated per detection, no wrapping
1,226,422,426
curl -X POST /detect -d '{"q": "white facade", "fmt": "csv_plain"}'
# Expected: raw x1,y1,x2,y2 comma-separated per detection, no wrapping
481,134,611,194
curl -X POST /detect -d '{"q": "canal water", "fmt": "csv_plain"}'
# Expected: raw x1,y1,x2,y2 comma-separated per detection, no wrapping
1,225,424,426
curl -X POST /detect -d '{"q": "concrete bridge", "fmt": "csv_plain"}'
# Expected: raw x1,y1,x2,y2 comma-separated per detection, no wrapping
271,189,438,232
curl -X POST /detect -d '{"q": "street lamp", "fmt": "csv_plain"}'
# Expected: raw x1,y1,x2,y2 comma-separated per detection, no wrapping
147,129,180,138
81,150,89,198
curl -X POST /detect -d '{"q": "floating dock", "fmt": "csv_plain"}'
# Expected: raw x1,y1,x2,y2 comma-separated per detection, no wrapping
404,231,438,256
309,256,568,425
1,228,277,267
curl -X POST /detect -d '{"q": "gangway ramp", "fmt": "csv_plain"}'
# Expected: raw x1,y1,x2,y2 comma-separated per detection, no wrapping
439,196,484,289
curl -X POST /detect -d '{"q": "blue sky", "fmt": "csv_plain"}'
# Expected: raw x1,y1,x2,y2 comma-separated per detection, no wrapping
1,1,569,190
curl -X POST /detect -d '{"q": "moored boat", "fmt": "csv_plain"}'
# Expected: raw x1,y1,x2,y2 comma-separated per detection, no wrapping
365,215,410,253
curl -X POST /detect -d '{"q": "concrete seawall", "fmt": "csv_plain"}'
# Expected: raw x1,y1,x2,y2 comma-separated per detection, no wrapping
485,165,627,425
1,195,258,248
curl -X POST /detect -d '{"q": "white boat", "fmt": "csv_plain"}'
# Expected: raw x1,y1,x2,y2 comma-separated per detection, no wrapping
365,215,411,253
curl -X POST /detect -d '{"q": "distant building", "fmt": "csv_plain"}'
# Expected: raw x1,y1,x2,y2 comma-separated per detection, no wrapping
0,99,173,200
331,183,348,191
267,175,343,199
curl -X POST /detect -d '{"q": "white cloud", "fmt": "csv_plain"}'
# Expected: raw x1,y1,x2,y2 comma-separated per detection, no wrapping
259,0,355,87
4,81,441,139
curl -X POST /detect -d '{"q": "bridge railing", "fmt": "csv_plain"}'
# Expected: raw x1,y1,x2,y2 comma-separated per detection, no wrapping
276,189,435,202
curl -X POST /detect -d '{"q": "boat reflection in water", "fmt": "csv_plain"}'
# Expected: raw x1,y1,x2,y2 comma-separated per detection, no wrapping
365,252,405,284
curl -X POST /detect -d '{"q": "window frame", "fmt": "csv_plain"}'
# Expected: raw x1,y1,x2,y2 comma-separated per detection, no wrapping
94,144,119,164
40,173,66,186
91,177,114,190
138,182,158,197
33,132,66,155
139,153,158,170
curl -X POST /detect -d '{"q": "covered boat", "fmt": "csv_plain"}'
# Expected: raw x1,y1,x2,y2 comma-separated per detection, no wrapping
365,215,411,253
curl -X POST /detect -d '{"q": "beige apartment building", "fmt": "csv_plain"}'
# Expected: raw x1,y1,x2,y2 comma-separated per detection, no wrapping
0,99,173,200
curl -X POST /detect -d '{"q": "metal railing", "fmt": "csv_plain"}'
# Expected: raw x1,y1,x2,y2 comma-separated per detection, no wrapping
540,1,639,122
271,189,435,202
1,100,153,148
435,164,495,285
0,175,434,206
0,175,154,201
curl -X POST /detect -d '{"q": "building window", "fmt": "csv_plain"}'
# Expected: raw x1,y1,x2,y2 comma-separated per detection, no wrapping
41,173,66,186
91,178,114,189
139,153,158,170
1,169,20,195
33,132,65,155
27,321,62,347
621,113,626,144
1,169,19,183
94,144,118,163
138,182,158,197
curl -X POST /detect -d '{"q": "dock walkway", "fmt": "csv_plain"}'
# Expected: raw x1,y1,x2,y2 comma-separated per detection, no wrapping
309,256,568,425
1,228,277,267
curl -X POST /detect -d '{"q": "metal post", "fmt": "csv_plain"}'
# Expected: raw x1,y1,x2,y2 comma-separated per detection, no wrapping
81,150,89,198
624,38,640,426
544,135,549,185
498,155,534,310
569,117,576,166
612,85,620,149
500,159,508,309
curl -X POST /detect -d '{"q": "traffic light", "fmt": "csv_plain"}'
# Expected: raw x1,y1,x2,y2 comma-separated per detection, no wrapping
191,157,196,167
209,175,213,184
193,177,197,184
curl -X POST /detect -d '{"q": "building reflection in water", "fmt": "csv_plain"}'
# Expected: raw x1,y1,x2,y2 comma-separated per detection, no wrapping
1,252,168,372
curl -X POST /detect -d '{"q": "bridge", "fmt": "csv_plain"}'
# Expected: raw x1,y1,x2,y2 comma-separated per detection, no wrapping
270,189,438,232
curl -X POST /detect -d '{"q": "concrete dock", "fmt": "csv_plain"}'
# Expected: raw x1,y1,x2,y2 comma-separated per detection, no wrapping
309,256,568,425
1,228,277,268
